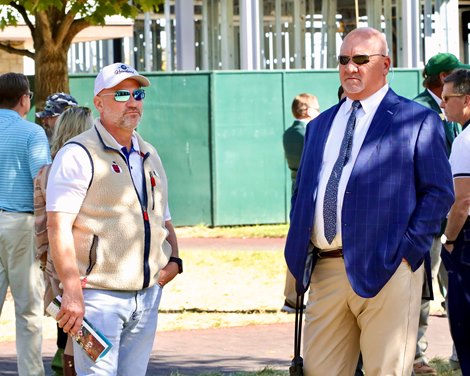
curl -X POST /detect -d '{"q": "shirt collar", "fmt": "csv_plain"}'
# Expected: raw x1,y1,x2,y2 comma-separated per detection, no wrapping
343,84,389,115
427,88,442,107
119,135,140,155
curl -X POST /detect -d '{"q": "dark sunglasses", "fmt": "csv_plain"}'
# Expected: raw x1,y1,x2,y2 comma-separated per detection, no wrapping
338,54,386,65
99,89,146,102
26,91,34,100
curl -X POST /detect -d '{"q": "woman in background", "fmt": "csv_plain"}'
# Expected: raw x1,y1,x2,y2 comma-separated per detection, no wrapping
34,106,93,376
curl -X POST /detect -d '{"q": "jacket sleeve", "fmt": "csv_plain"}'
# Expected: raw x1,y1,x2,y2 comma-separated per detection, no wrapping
398,110,454,270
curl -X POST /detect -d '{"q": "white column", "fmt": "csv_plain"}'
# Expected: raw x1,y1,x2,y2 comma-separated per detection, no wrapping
293,0,306,69
439,0,460,56
401,0,420,68
144,12,152,72
164,0,173,72
202,0,209,70
275,0,283,69
175,1,196,70
321,0,337,68
383,0,393,58
240,0,261,70
221,0,234,69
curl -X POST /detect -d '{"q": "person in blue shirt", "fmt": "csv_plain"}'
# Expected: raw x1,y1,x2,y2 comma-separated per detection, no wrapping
0,72,51,376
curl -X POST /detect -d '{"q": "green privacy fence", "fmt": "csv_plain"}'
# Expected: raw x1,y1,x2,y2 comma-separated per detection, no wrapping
35,69,423,226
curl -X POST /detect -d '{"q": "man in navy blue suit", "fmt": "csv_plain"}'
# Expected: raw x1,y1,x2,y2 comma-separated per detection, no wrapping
284,27,454,375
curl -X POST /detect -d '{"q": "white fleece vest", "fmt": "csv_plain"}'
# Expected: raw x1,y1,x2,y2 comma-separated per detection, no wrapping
68,121,172,290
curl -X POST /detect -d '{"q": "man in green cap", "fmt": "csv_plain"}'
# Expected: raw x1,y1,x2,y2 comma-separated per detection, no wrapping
412,52,470,375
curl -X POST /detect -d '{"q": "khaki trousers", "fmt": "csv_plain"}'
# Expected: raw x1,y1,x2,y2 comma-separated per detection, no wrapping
0,211,45,376
303,258,423,376
284,268,298,306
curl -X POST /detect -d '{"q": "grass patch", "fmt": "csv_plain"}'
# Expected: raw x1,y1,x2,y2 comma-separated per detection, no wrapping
157,248,292,331
430,357,462,375
175,224,289,238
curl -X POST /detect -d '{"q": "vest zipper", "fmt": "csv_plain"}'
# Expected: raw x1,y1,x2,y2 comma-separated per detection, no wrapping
119,150,152,289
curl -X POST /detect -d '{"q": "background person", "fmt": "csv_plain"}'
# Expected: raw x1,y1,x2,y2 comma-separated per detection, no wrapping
284,27,454,375
36,92,78,143
46,63,182,375
34,106,94,376
439,68,470,375
412,52,468,375
0,72,51,376
281,93,319,313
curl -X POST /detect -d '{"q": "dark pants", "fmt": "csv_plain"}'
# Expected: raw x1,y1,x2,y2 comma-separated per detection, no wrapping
441,220,470,376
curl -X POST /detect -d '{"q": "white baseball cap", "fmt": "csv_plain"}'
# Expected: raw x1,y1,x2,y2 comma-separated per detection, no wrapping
94,63,150,96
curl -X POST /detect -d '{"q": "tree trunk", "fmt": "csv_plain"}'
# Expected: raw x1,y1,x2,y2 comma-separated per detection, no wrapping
34,45,70,116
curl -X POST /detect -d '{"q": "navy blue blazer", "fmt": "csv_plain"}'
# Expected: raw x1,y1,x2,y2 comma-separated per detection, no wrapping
284,88,455,298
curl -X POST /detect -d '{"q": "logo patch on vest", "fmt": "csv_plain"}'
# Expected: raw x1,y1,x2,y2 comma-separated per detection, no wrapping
111,162,122,173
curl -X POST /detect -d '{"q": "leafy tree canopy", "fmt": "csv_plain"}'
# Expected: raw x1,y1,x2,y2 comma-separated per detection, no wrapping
0,0,163,113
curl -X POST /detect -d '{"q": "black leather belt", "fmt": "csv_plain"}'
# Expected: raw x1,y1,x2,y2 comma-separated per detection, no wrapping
315,248,343,258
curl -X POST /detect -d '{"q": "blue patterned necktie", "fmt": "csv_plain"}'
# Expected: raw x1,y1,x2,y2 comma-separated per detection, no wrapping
323,100,361,244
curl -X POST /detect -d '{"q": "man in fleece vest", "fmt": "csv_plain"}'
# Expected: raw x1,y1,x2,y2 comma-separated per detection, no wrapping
46,63,182,375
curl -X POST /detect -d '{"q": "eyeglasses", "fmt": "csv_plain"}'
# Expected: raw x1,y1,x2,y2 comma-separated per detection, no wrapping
442,93,465,103
338,54,386,65
26,91,34,100
98,89,145,102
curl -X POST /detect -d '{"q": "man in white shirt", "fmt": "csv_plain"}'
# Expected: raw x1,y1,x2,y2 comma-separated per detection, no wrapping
439,68,470,376
46,63,181,375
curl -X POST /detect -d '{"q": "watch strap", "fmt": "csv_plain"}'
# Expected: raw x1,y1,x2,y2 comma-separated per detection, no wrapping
169,256,183,274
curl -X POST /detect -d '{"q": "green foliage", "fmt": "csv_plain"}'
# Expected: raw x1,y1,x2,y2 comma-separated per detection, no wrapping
430,357,462,376
0,0,164,30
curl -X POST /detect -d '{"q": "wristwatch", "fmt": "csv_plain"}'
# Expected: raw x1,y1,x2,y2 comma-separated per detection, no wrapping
169,256,183,274
440,234,456,245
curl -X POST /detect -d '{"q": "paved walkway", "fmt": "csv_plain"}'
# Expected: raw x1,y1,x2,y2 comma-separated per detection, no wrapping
0,237,456,375
0,315,453,376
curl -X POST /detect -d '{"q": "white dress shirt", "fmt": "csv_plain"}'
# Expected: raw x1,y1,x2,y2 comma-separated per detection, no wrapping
311,84,389,249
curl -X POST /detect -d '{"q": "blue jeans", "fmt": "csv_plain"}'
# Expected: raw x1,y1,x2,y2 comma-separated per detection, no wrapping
73,285,162,376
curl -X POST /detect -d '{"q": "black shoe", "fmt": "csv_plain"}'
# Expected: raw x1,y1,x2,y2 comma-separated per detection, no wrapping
281,300,305,313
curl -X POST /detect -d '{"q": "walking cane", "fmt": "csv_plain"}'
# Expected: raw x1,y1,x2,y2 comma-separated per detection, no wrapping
289,292,305,376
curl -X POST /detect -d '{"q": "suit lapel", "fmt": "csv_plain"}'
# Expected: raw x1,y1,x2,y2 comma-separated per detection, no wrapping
348,89,400,185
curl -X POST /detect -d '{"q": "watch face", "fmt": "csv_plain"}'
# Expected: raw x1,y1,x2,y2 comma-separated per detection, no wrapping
440,234,447,244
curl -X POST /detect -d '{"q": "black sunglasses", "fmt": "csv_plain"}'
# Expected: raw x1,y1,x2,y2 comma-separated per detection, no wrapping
99,89,146,102
338,54,386,66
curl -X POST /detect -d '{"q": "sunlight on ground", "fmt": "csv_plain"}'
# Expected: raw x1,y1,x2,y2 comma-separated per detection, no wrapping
1,248,294,342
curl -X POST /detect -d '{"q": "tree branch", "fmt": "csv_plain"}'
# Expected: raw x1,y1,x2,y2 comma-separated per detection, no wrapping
0,42,34,59
55,8,77,45
35,10,53,46
8,1,34,33
66,18,91,44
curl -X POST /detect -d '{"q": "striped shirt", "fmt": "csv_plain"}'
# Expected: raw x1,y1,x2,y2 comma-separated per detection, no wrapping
0,109,51,212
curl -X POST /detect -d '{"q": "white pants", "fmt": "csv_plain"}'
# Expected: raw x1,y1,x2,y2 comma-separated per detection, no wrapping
74,285,163,376
0,211,45,376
